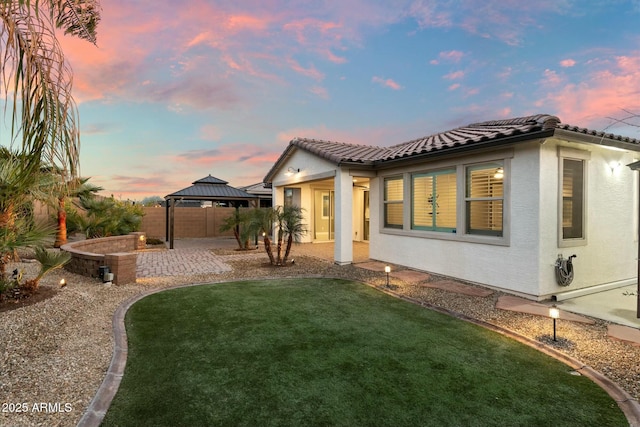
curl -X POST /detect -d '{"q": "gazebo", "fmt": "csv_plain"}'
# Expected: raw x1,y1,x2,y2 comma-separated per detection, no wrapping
164,175,257,249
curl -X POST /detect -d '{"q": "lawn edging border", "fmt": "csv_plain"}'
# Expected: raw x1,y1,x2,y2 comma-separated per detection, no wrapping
375,283,640,427
77,277,640,427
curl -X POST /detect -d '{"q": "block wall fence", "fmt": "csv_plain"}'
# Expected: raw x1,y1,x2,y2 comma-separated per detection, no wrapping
141,206,237,239
32,202,238,240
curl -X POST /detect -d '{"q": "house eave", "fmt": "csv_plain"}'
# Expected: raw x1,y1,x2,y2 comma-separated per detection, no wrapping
554,129,640,152
371,129,555,169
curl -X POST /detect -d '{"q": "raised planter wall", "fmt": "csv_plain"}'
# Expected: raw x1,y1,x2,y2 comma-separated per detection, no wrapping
60,232,146,285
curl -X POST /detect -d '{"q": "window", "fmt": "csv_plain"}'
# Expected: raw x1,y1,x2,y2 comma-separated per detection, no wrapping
465,163,504,236
384,176,403,229
561,158,585,240
412,170,456,231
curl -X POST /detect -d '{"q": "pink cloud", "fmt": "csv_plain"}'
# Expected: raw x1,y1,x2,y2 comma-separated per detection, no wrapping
560,59,576,67
408,1,452,28
438,50,465,63
448,83,461,91
309,86,330,99
199,125,221,141
173,144,280,167
543,53,640,126
406,1,570,46
541,69,563,86
443,71,464,80
287,58,325,81
371,76,403,90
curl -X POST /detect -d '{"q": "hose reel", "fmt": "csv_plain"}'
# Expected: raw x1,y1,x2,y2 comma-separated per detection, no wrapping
555,254,577,287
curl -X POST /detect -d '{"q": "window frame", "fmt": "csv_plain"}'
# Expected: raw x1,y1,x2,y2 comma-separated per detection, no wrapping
411,169,457,232
557,147,589,247
464,162,505,237
379,151,511,246
383,176,404,229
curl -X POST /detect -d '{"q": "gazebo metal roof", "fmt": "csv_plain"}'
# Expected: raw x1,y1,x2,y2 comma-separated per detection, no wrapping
165,175,257,201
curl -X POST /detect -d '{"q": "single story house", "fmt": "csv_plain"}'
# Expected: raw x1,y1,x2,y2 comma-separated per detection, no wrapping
263,114,640,300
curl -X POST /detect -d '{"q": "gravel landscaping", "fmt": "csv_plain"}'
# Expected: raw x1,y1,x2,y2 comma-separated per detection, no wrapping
2,245,640,427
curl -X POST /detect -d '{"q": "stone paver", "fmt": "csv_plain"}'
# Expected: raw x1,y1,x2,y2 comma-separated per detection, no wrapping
496,295,595,324
608,324,640,346
136,248,233,277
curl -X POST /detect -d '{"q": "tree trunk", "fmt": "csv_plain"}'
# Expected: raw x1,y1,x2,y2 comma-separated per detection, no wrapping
232,228,243,250
54,197,67,248
276,235,283,265
282,234,293,265
0,203,15,274
263,236,276,265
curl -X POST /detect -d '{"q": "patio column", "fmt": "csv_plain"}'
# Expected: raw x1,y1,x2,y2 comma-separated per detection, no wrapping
334,168,353,265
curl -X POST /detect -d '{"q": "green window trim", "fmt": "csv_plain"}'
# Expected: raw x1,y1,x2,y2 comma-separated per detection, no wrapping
411,169,457,232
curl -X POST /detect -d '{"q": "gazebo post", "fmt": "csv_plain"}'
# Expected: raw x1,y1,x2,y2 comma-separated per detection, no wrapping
169,199,175,250
165,198,170,242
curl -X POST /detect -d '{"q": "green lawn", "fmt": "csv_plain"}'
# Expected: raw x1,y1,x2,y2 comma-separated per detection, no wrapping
102,278,627,427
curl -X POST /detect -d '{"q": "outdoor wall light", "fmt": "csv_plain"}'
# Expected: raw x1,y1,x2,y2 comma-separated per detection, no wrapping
609,161,622,173
385,265,391,287
285,167,300,176
549,305,560,341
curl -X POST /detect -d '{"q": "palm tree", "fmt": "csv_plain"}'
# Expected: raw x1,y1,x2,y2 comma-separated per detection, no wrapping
0,148,55,274
52,175,102,247
21,246,70,293
246,207,276,265
0,1,100,176
280,205,306,265
0,1,101,256
219,208,252,250
271,205,307,265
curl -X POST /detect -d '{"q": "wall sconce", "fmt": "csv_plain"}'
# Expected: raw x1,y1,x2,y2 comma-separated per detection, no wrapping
549,305,560,341
609,161,622,174
384,265,391,287
285,167,300,177
494,167,504,179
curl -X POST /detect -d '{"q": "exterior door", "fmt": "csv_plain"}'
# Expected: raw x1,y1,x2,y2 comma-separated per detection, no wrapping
363,190,370,241
314,190,334,241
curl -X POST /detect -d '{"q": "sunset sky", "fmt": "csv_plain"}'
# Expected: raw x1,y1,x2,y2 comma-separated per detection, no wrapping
58,0,640,201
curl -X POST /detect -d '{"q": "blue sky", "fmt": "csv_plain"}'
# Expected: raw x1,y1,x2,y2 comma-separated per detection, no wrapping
57,0,640,200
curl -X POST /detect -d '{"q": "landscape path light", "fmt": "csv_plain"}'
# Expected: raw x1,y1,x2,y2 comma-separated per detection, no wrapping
549,305,560,341
384,265,391,287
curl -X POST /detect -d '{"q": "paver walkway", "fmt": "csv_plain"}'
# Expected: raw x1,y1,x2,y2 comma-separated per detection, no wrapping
136,248,234,277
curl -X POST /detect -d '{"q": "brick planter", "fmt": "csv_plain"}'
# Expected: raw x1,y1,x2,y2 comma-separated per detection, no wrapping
60,233,145,285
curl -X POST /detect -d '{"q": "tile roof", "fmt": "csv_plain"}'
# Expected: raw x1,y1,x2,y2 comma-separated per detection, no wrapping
290,138,391,164
382,114,560,160
264,113,640,182
238,182,272,196
290,114,561,164
557,123,640,145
